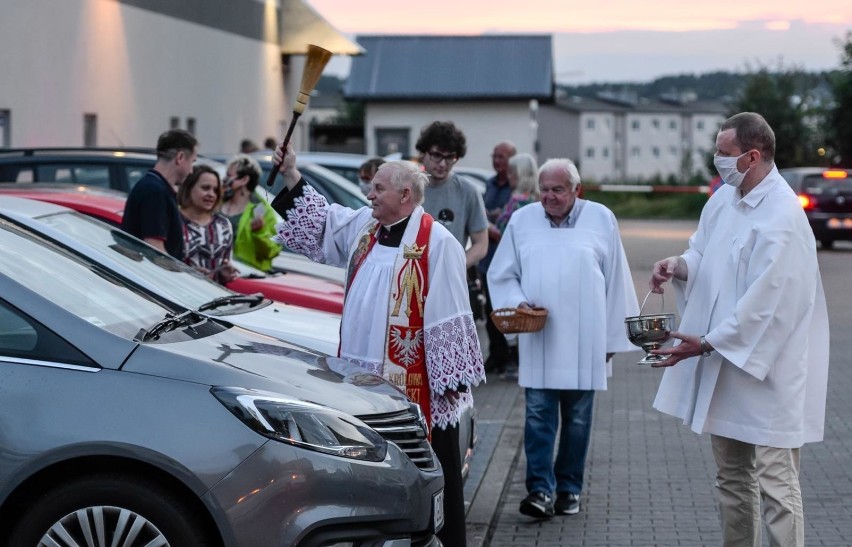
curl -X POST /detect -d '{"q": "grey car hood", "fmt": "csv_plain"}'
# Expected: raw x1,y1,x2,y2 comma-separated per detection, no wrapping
122,324,409,417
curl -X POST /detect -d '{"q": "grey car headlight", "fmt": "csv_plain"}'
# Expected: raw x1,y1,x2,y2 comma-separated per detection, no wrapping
212,387,387,462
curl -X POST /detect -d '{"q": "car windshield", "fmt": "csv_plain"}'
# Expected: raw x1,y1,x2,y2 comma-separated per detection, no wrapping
800,174,852,195
36,211,240,310
0,221,166,338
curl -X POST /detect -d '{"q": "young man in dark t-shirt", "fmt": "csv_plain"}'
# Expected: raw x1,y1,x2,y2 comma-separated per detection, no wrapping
122,129,197,259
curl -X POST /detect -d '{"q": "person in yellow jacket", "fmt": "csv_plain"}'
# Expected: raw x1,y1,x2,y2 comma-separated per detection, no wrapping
220,154,281,271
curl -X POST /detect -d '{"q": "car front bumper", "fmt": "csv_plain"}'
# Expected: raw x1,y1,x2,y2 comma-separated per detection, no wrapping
205,439,444,546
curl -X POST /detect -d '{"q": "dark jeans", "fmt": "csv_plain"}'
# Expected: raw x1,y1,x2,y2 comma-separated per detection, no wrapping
524,388,595,496
432,424,466,547
480,276,509,367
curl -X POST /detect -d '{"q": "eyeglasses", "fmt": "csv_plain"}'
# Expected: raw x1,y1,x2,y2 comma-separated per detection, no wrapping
427,150,458,164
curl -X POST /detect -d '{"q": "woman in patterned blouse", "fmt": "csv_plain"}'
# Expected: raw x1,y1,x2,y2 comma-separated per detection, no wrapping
178,165,239,283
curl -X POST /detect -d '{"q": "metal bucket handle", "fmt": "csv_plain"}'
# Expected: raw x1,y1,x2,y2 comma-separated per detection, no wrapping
639,289,664,316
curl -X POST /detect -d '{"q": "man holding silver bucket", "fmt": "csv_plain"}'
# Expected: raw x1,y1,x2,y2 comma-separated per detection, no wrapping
488,158,639,518
649,112,829,547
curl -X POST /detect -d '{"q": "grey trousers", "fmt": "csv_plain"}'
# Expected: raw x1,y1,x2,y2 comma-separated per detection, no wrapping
711,435,803,547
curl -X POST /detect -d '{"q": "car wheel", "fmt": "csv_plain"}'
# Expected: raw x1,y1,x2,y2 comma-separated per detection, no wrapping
820,238,834,250
8,473,215,546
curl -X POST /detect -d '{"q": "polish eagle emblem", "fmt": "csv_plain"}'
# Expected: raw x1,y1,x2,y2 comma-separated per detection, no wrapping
390,327,422,366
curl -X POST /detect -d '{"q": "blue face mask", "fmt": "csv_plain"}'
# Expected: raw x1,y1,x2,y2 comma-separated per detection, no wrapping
713,152,749,188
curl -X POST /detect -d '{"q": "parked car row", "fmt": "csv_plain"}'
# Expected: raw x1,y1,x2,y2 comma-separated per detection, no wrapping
0,209,445,545
0,184,346,314
0,147,355,284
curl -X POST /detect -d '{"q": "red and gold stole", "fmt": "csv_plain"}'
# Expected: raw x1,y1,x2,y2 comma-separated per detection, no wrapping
344,213,434,433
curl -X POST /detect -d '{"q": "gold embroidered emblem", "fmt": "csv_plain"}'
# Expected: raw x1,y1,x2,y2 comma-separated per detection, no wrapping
391,262,424,317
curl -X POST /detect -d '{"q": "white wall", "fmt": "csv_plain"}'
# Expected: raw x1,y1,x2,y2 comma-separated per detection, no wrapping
0,0,288,153
365,101,535,170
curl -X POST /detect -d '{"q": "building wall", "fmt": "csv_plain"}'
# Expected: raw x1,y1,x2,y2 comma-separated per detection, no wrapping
538,104,581,168
365,102,535,170
538,104,724,183
0,0,289,153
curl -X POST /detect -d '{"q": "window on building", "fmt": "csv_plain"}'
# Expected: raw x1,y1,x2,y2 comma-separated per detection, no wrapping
375,127,410,157
697,120,705,130
652,147,660,158
170,117,180,129
602,147,609,158
0,110,10,148
585,148,595,158
83,113,97,147
186,117,196,135
669,120,677,130
652,119,660,129
670,146,678,156
631,120,640,130
631,147,641,157
586,118,595,130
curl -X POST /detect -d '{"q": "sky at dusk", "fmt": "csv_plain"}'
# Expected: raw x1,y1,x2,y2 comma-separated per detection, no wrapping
306,0,852,83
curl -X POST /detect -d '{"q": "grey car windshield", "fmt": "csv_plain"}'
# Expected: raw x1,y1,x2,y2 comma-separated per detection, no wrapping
0,222,165,338
37,211,239,309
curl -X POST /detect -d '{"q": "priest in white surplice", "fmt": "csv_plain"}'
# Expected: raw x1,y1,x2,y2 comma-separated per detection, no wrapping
269,145,485,547
649,112,829,547
488,158,639,519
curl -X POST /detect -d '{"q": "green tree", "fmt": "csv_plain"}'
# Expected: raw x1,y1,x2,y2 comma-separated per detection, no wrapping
826,32,852,167
733,65,820,168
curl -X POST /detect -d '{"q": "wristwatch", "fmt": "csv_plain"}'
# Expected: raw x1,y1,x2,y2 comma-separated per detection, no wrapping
699,336,713,357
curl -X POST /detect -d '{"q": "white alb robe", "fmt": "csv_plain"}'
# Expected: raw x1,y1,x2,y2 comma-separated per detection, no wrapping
487,200,639,390
653,167,830,448
274,185,485,429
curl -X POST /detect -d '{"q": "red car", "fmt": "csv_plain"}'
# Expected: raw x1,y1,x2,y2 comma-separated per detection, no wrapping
0,184,345,313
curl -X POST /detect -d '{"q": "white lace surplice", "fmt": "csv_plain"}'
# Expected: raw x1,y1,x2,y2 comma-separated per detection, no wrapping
273,185,485,429
339,245,395,376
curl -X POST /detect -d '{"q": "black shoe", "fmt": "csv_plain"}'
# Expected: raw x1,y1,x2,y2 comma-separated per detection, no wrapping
555,492,580,515
483,355,505,374
519,491,554,518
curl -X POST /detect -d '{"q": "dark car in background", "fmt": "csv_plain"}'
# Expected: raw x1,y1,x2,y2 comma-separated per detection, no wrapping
0,147,224,191
779,167,852,249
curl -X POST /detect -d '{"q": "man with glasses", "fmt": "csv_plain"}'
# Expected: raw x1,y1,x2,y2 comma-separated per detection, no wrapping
122,129,197,259
415,121,488,270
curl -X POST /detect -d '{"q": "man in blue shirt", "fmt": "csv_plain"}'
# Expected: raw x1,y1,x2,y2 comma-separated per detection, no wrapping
479,141,516,373
122,129,197,259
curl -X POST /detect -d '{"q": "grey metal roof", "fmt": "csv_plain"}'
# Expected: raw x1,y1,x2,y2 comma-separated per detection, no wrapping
344,35,553,101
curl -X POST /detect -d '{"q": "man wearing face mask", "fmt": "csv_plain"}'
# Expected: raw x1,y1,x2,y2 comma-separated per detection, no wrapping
648,112,829,547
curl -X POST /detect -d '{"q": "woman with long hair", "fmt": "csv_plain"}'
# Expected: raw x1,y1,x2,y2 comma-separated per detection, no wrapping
178,164,238,283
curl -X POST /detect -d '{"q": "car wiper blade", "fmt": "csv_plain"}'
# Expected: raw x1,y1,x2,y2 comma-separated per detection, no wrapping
197,293,265,312
136,310,203,342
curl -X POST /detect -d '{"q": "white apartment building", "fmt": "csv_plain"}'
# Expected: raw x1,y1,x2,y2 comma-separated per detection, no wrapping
538,93,727,183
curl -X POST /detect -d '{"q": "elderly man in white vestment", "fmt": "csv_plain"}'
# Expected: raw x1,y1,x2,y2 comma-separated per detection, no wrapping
649,112,829,547
488,158,639,518
269,145,485,547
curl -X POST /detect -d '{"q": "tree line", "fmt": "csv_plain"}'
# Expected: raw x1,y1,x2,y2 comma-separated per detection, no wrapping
559,32,852,169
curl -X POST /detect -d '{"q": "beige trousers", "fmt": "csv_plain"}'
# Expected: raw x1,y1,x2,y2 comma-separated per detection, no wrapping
711,435,803,547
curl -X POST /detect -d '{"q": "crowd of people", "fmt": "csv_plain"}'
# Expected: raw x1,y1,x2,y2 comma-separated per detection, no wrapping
121,112,829,547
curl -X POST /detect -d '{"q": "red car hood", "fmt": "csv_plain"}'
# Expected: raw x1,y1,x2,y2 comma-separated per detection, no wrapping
228,273,344,314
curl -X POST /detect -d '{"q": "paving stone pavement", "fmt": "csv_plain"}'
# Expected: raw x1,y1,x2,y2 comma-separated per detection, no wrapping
462,244,852,546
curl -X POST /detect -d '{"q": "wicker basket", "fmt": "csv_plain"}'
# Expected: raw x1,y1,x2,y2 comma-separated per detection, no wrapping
490,307,548,334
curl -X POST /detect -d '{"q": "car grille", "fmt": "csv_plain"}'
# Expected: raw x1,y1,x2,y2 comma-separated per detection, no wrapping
358,407,437,470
